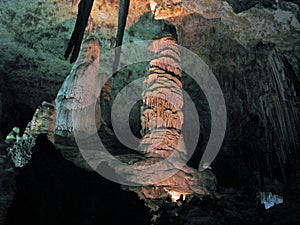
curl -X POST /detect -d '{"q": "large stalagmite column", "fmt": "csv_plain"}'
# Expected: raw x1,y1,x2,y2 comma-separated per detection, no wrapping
140,29,186,159
55,38,101,145
126,26,217,202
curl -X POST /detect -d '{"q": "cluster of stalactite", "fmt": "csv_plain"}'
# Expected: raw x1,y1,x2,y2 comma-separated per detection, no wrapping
258,48,300,181
140,34,184,159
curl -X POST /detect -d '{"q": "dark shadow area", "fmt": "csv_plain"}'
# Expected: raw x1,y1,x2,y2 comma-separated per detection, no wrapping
0,71,34,138
5,134,152,225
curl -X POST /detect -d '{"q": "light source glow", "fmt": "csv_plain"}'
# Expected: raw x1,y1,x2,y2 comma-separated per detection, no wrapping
165,189,186,202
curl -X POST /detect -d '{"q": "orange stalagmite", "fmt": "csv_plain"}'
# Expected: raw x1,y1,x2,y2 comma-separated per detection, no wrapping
122,22,217,205
140,31,185,159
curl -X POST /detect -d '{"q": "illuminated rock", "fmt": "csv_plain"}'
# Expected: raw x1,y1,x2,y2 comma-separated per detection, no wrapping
6,101,55,167
121,24,217,207
5,127,20,145
23,101,56,142
55,38,101,145
140,35,184,158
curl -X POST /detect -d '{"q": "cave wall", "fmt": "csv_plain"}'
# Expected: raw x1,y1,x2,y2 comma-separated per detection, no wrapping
226,0,300,13
0,0,74,135
169,3,300,185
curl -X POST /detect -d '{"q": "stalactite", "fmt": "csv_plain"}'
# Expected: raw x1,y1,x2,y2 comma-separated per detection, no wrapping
113,0,131,74
65,0,95,63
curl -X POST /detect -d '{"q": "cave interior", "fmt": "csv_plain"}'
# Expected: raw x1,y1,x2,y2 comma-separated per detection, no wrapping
0,0,300,224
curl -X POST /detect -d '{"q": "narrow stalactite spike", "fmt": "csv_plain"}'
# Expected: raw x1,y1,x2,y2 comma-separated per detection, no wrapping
113,0,130,75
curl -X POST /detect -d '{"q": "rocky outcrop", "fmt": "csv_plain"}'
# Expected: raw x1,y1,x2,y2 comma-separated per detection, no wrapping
226,0,300,13
166,1,300,186
23,101,56,142
55,38,101,146
0,1,299,225
220,1,300,48
7,101,56,168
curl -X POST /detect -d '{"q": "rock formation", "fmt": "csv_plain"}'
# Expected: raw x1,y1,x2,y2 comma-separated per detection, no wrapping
23,101,56,142
120,23,217,208
140,31,184,159
56,37,101,145
6,101,55,168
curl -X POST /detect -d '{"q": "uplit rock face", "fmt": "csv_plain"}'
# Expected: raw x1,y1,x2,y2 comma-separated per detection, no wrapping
55,38,101,145
1,1,300,224
220,1,300,47
153,0,222,19
226,0,300,13
140,35,185,158
124,167,217,212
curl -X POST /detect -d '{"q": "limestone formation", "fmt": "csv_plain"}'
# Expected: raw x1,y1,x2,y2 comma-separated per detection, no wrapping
140,35,184,159
117,25,217,204
0,0,299,212
6,101,56,167
55,38,101,146
23,101,56,142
